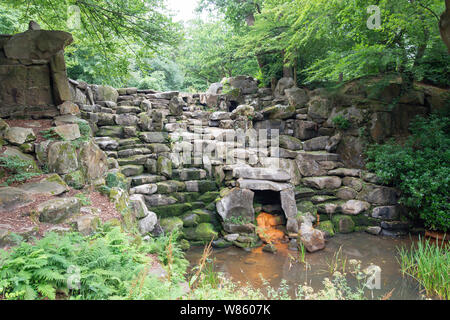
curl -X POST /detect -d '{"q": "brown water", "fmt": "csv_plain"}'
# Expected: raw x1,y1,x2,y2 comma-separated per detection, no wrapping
186,232,425,300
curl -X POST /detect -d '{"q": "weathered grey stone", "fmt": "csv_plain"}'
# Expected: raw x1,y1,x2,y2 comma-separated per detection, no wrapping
274,77,295,97
97,113,116,126
138,211,158,235
38,197,81,224
307,96,332,121
262,104,295,120
121,165,144,177
341,200,370,215
58,101,80,115
303,136,329,151
144,194,177,207
53,124,80,141
18,174,69,196
232,167,290,182
295,155,327,177
79,140,108,181
294,120,318,140
130,184,158,195
139,132,168,143
210,111,231,121
216,188,255,221
74,215,100,236
302,176,342,190
336,187,358,200
92,84,118,103
4,30,73,62
237,179,291,192
329,168,361,177
342,177,363,192
94,137,119,151
357,184,398,206
4,127,36,145
47,141,78,174
280,188,298,220
298,221,325,253
279,135,303,151
366,226,382,235
371,206,400,220
285,87,309,108
115,114,139,126
0,187,32,211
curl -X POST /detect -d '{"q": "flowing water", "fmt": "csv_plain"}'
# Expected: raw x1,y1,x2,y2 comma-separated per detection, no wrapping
186,232,425,300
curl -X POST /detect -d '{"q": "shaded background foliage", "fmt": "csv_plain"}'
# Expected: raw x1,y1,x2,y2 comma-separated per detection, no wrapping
1,0,448,90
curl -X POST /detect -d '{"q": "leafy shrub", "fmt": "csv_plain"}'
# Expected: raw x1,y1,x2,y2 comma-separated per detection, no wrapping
332,115,351,130
0,227,188,300
366,114,450,231
0,155,41,185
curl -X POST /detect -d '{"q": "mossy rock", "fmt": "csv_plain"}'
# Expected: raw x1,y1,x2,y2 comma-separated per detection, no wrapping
195,223,219,241
152,203,193,218
317,220,335,238
191,201,205,210
205,202,216,211
351,214,380,227
64,170,86,190
181,213,200,227
332,215,355,234
96,126,124,138
297,201,317,214
191,209,212,224
109,187,129,215
105,171,128,190
198,191,220,204
160,217,184,233
172,192,201,203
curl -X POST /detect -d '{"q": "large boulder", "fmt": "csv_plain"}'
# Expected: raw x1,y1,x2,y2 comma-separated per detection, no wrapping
293,120,318,140
18,174,69,196
91,84,119,103
302,176,342,190
4,30,73,62
341,200,371,215
4,127,36,145
79,140,108,181
216,188,255,222
47,141,79,174
226,76,258,95
261,105,295,120
232,167,290,182
279,135,303,151
274,77,295,97
0,187,32,211
285,87,309,108
168,97,184,116
298,221,325,253
38,197,81,224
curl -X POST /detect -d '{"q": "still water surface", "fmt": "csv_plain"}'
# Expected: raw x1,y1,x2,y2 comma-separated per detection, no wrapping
186,233,425,300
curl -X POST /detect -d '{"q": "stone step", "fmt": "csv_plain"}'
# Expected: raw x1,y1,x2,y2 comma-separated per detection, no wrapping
172,168,207,181
297,151,341,162
129,174,167,187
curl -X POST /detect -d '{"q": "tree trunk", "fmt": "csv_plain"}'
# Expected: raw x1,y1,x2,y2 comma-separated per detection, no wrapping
413,28,429,68
440,0,450,53
281,50,294,78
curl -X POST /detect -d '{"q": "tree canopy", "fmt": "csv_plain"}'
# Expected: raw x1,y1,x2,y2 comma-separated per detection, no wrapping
0,0,448,90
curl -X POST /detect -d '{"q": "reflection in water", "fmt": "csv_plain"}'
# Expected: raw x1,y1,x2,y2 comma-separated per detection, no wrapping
186,232,424,300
